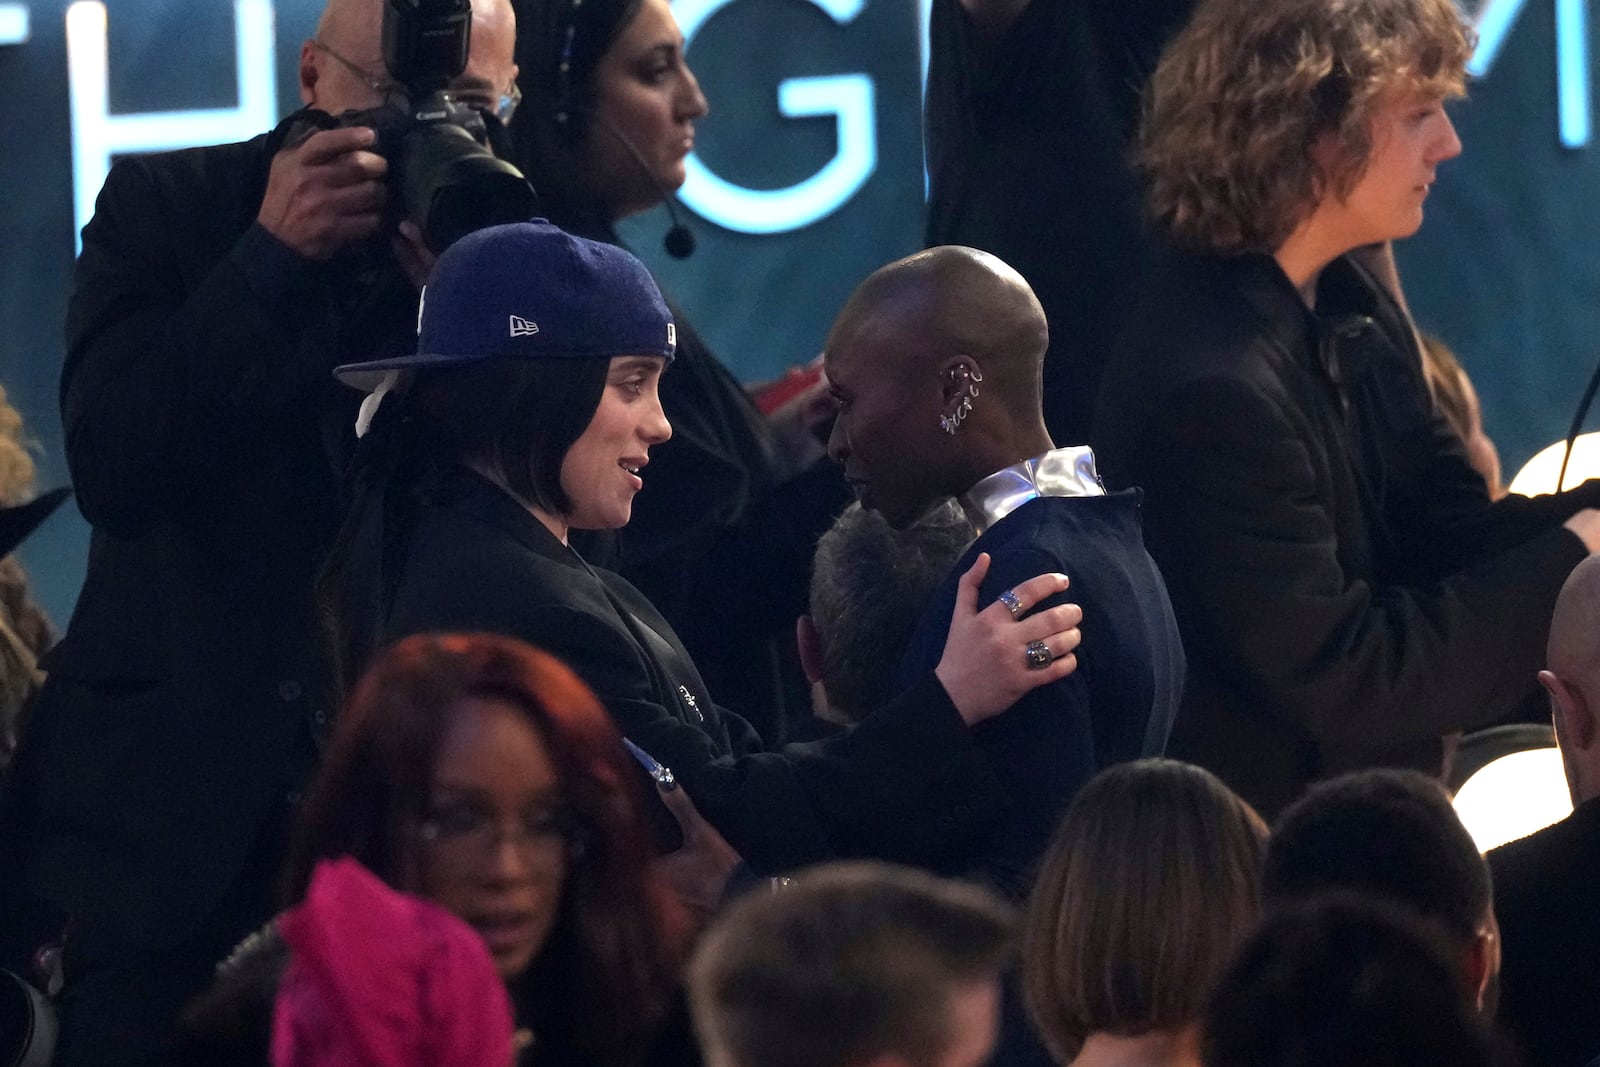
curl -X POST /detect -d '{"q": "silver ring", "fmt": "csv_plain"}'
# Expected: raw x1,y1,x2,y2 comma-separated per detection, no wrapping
998,588,1025,620
1025,640,1053,670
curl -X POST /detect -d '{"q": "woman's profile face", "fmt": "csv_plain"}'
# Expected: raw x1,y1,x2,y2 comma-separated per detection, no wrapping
583,0,709,219
559,355,672,530
417,695,570,981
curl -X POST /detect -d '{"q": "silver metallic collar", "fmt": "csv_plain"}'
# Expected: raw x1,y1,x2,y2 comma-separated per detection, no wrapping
959,446,1105,534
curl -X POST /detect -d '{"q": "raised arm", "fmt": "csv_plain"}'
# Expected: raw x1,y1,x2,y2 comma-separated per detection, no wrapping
416,554,1081,875
62,126,391,536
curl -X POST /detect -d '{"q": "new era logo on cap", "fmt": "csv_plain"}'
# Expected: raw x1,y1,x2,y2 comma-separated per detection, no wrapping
332,223,676,392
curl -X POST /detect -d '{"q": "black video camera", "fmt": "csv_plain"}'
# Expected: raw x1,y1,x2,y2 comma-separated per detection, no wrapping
338,0,537,254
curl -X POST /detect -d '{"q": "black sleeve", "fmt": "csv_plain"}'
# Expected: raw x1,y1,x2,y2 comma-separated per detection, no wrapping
1355,283,1600,572
60,151,332,537
444,593,1009,875
1143,374,1588,753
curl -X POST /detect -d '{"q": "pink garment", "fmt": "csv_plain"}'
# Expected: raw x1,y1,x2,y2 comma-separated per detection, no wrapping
271,856,515,1067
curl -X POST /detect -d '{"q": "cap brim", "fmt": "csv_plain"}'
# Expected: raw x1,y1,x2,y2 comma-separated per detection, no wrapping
332,351,491,393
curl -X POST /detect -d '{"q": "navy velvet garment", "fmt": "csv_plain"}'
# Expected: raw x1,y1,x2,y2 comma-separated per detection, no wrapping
890,490,1184,897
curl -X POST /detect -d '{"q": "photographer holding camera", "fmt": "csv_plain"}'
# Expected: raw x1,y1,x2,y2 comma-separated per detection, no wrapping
0,1,522,1063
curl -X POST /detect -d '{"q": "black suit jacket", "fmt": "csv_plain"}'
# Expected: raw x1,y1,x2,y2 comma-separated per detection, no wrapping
1488,797,1600,1067
890,491,1183,895
1094,248,1600,818
381,469,1009,874
1,114,419,954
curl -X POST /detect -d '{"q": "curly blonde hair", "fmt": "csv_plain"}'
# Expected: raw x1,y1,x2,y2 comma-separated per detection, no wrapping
0,384,36,507
1141,0,1474,254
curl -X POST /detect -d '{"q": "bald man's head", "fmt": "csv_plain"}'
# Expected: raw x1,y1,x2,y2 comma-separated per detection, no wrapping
1548,555,1600,684
829,247,1048,398
301,0,517,119
1542,554,1600,805
314,0,381,51
824,247,1055,527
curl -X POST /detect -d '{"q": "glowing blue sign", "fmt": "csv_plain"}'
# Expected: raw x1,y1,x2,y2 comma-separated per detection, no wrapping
1469,0,1590,147
674,0,878,234
66,0,278,250
55,0,1593,253
0,4,29,44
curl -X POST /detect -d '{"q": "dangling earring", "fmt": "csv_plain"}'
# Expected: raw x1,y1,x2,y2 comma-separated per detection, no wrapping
939,365,983,435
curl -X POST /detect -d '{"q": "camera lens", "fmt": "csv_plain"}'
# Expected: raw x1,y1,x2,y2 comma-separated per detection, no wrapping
395,122,539,253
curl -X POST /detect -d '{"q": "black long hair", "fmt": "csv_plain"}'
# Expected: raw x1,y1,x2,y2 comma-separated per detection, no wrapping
318,356,609,696
507,0,645,211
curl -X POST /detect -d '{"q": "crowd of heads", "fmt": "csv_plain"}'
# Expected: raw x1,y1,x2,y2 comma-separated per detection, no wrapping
8,0,1587,1061
256,642,1526,1067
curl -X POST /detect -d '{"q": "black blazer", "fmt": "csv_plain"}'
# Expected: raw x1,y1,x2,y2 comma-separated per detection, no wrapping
891,491,1184,895
381,469,1009,874
1,113,420,953
1094,248,1600,818
1488,797,1600,1067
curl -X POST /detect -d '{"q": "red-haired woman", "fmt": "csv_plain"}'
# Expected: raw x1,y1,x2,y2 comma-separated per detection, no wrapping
178,632,690,1067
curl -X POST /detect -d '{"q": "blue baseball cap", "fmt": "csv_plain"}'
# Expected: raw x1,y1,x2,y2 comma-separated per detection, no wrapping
335,220,676,392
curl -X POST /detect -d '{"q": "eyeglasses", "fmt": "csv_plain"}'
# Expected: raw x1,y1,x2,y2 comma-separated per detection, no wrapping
312,37,522,123
419,798,576,862
485,81,522,125
312,37,405,105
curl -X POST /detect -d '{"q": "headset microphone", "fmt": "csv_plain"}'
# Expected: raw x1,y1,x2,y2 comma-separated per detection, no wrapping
662,214,696,259
560,105,697,259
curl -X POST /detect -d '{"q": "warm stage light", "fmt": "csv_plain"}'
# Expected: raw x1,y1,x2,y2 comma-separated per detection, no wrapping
1507,431,1600,496
1453,744,1572,852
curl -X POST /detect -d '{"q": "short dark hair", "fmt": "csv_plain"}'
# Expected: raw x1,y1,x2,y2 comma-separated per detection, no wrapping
318,356,609,687
688,862,1014,1067
1023,760,1268,1062
1263,769,1491,945
1203,894,1512,1067
407,355,609,517
808,500,975,720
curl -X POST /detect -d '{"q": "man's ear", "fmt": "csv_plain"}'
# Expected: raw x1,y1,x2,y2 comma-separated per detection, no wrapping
299,39,321,107
796,615,824,687
1464,910,1501,1016
1541,669,1594,751
939,356,984,412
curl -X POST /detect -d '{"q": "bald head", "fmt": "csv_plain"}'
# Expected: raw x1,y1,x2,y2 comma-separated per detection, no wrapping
1543,554,1600,805
823,247,1057,526
1549,555,1600,687
302,0,517,116
830,246,1048,396
315,0,376,43
313,0,385,72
